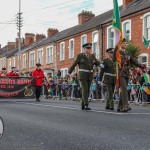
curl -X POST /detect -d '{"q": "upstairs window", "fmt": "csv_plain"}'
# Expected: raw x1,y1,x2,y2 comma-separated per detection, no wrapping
122,20,131,42
46,47,53,64
81,35,87,53
107,26,114,48
69,39,74,59
37,49,43,65
60,42,65,61
29,52,35,68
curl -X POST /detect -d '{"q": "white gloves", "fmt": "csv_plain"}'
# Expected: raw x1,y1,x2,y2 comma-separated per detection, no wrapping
100,64,105,68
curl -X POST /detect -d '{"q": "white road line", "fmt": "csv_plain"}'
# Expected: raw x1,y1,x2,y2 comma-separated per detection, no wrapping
13,101,150,115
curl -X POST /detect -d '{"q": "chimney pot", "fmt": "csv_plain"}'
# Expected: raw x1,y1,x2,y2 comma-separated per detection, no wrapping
78,10,95,25
24,33,35,46
35,34,46,42
7,42,15,50
47,28,59,37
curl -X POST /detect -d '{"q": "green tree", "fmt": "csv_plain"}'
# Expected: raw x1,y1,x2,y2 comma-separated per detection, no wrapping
125,43,141,68
126,43,141,60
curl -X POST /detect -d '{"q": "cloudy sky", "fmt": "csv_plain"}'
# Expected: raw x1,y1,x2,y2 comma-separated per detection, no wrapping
0,0,123,47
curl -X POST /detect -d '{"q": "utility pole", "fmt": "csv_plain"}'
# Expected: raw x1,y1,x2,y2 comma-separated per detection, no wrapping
16,0,23,72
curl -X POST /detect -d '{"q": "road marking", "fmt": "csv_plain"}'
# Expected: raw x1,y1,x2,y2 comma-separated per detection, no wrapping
12,101,150,115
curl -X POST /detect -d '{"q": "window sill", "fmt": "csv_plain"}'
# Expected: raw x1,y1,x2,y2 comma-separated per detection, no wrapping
69,57,74,59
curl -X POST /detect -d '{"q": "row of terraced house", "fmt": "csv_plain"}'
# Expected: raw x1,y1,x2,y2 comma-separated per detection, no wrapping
0,0,150,77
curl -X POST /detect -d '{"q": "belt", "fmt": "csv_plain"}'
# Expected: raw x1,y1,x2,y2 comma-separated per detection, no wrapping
79,69,93,73
104,72,116,77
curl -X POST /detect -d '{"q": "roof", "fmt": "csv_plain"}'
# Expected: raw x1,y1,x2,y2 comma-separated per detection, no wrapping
1,0,150,57
102,0,150,24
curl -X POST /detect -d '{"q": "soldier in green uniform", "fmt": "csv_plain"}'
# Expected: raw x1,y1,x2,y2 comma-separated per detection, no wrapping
114,38,145,112
99,48,116,110
68,43,100,110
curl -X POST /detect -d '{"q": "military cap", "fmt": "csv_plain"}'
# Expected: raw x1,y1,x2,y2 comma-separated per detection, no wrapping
106,48,114,53
2,67,6,70
82,43,92,49
36,63,41,67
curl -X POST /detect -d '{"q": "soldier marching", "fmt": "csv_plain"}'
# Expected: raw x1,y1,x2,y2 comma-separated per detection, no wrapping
68,43,100,110
99,48,116,110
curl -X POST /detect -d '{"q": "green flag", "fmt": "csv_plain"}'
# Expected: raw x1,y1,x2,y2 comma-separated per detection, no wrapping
143,36,150,49
112,0,123,47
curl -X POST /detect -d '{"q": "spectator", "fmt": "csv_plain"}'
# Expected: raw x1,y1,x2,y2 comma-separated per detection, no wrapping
0,67,7,76
6,67,19,77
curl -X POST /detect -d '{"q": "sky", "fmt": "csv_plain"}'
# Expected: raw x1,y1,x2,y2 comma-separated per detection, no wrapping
0,0,123,47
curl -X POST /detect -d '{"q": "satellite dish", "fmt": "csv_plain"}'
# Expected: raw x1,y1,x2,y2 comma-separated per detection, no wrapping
0,117,4,139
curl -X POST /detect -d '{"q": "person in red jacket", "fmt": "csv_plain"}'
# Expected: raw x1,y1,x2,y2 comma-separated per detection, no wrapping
32,63,44,102
6,67,19,77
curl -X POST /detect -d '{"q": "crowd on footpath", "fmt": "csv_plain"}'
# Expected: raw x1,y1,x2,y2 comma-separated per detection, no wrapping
0,64,150,103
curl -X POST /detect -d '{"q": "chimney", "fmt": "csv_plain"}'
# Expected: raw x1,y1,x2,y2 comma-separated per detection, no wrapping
35,34,46,42
78,10,95,25
47,28,59,37
24,33,35,46
123,0,133,8
15,38,24,48
7,42,15,51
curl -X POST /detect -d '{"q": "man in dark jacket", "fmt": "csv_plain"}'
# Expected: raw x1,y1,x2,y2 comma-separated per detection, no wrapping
99,48,116,110
32,63,44,102
68,43,100,110
113,38,145,112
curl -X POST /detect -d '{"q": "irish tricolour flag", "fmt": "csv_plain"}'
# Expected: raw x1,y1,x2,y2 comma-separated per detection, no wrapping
112,0,123,47
112,0,123,87
143,36,150,50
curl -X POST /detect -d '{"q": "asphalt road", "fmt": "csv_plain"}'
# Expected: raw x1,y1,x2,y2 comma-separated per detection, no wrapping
0,99,150,150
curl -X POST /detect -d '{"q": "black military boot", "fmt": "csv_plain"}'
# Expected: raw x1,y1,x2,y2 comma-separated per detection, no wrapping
81,105,85,110
36,98,40,102
84,105,91,110
110,107,114,110
105,106,110,110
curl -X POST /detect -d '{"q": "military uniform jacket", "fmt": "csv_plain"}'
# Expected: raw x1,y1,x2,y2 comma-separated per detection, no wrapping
99,57,116,84
68,53,100,81
119,50,141,78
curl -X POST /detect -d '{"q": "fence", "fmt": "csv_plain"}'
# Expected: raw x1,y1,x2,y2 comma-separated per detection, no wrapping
40,82,150,104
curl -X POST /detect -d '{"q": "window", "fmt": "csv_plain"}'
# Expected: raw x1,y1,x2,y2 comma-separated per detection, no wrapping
122,20,131,42
0,59,2,70
60,68,68,77
46,46,53,64
107,26,114,48
8,59,11,72
69,39,74,58
22,54,26,69
138,53,148,65
3,57,6,68
143,13,150,40
81,35,87,52
29,51,35,68
37,49,43,65
60,42,65,61
92,31,99,59
12,57,15,67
